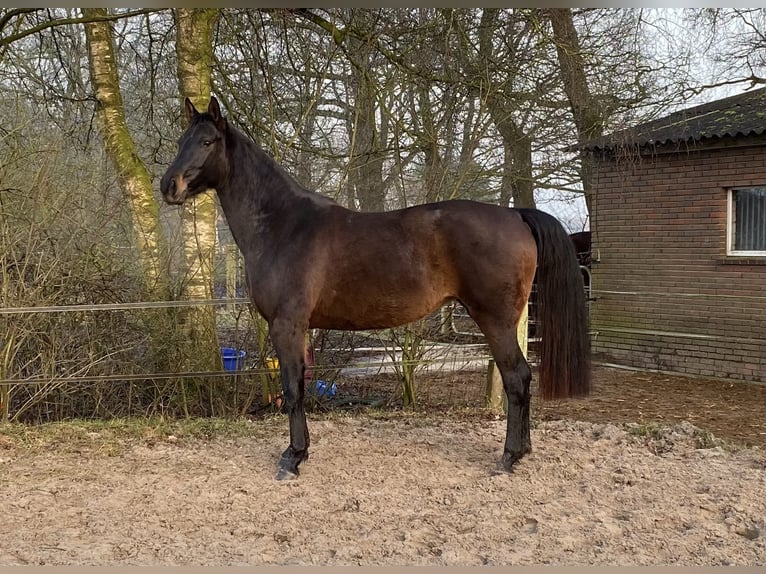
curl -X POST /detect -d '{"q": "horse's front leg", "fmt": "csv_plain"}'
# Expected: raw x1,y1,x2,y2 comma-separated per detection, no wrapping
269,316,310,481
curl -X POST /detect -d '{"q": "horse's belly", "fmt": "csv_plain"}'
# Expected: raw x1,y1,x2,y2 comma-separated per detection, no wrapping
309,285,450,331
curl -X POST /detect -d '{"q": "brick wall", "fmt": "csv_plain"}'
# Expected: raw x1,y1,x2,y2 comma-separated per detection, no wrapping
589,136,766,382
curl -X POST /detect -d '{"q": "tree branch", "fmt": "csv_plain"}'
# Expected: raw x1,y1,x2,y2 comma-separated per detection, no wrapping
0,8,39,34
0,8,164,47
681,75,766,98
291,8,346,46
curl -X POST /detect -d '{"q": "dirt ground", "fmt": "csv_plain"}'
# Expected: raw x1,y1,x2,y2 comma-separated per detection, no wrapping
335,364,766,448
535,366,765,448
0,365,764,566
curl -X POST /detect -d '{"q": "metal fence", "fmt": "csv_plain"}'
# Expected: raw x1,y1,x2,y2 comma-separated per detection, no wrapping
0,247,594,422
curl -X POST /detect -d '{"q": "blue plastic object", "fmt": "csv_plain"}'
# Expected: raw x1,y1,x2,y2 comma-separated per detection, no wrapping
314,379,337,398
221,347,246,371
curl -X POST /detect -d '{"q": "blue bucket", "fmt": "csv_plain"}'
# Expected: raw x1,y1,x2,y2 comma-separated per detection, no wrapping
221,347,246,371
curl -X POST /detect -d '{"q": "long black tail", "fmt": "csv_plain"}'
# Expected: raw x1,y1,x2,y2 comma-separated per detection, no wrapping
517,208,591,400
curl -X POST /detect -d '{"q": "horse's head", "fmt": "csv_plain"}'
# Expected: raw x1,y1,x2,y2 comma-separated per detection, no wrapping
161,96,228,205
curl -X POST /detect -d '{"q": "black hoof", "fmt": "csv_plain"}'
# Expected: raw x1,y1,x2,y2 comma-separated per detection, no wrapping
276,446,308,480
501,448,530,473
500,459,517,473
275,467,299,481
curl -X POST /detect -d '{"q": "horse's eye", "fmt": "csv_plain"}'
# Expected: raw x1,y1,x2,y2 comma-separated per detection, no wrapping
203,140,213,147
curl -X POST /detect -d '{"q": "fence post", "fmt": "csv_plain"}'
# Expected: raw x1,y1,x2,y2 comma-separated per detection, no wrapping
485,303,528,413
440,304,452,336
225,243,238,311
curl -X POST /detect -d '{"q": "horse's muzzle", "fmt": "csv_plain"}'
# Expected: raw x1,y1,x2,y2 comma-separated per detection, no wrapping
160,173,187,205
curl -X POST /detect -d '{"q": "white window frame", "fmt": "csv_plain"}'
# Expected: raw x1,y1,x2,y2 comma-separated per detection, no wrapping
727,187,766,256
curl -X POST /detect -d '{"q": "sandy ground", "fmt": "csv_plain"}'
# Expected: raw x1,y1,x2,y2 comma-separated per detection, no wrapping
336,365,766,448
1,414,763,566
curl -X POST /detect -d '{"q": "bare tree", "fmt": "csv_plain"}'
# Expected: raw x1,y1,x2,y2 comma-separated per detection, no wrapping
683,8,766,94
172,8,222,377
344,9,386,211
82,7,169,298
455,9,551,208
546,8,603,213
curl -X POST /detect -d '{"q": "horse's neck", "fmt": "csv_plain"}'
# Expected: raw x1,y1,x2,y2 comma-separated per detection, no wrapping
216,134,325,257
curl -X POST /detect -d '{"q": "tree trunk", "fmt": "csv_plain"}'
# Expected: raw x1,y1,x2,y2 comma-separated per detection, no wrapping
82,8,168,299
296,83,318,189
491,103,536,209
547,8,602,214
173,8,223,399
175,7,219,305
347,11,385,211
416,12,446,204
477,9,536,209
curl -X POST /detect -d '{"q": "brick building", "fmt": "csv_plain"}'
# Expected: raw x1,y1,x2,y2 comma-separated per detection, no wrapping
582,88,766,383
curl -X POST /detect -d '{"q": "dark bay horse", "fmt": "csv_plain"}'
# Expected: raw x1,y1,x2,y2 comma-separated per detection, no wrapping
160,97,591,480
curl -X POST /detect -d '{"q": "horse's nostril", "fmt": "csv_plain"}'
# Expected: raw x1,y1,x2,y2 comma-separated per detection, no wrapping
168,177,177,194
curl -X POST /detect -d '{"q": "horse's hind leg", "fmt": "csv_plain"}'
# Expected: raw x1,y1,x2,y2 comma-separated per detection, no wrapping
269,316,310,481
470,311,533,472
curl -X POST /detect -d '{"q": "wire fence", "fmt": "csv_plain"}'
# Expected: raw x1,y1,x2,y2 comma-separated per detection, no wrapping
4,257,762,423
0,294,504,422
0,260,597,424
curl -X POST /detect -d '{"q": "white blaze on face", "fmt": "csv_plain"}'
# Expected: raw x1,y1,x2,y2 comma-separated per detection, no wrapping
175,174,188,197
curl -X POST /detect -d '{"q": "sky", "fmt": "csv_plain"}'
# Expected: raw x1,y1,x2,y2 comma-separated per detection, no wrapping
536,7,763,232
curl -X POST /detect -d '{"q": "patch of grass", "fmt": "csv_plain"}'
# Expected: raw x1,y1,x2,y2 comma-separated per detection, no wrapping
625,421,666,440
330,404,492,427
691,428,722,450
0,415,282,454
0,407,498,455
625,420,729,452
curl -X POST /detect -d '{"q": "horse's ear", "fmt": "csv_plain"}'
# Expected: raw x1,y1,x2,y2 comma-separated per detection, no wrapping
184,97,199,124
208,96,226,132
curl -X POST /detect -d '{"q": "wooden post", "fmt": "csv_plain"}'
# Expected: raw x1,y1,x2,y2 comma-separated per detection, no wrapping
225,243,238,311
516,302,529,360
440,304,452,336
485,303,528,413
485,359,504,412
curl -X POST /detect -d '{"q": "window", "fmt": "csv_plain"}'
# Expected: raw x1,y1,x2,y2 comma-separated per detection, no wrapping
728,187,766,256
